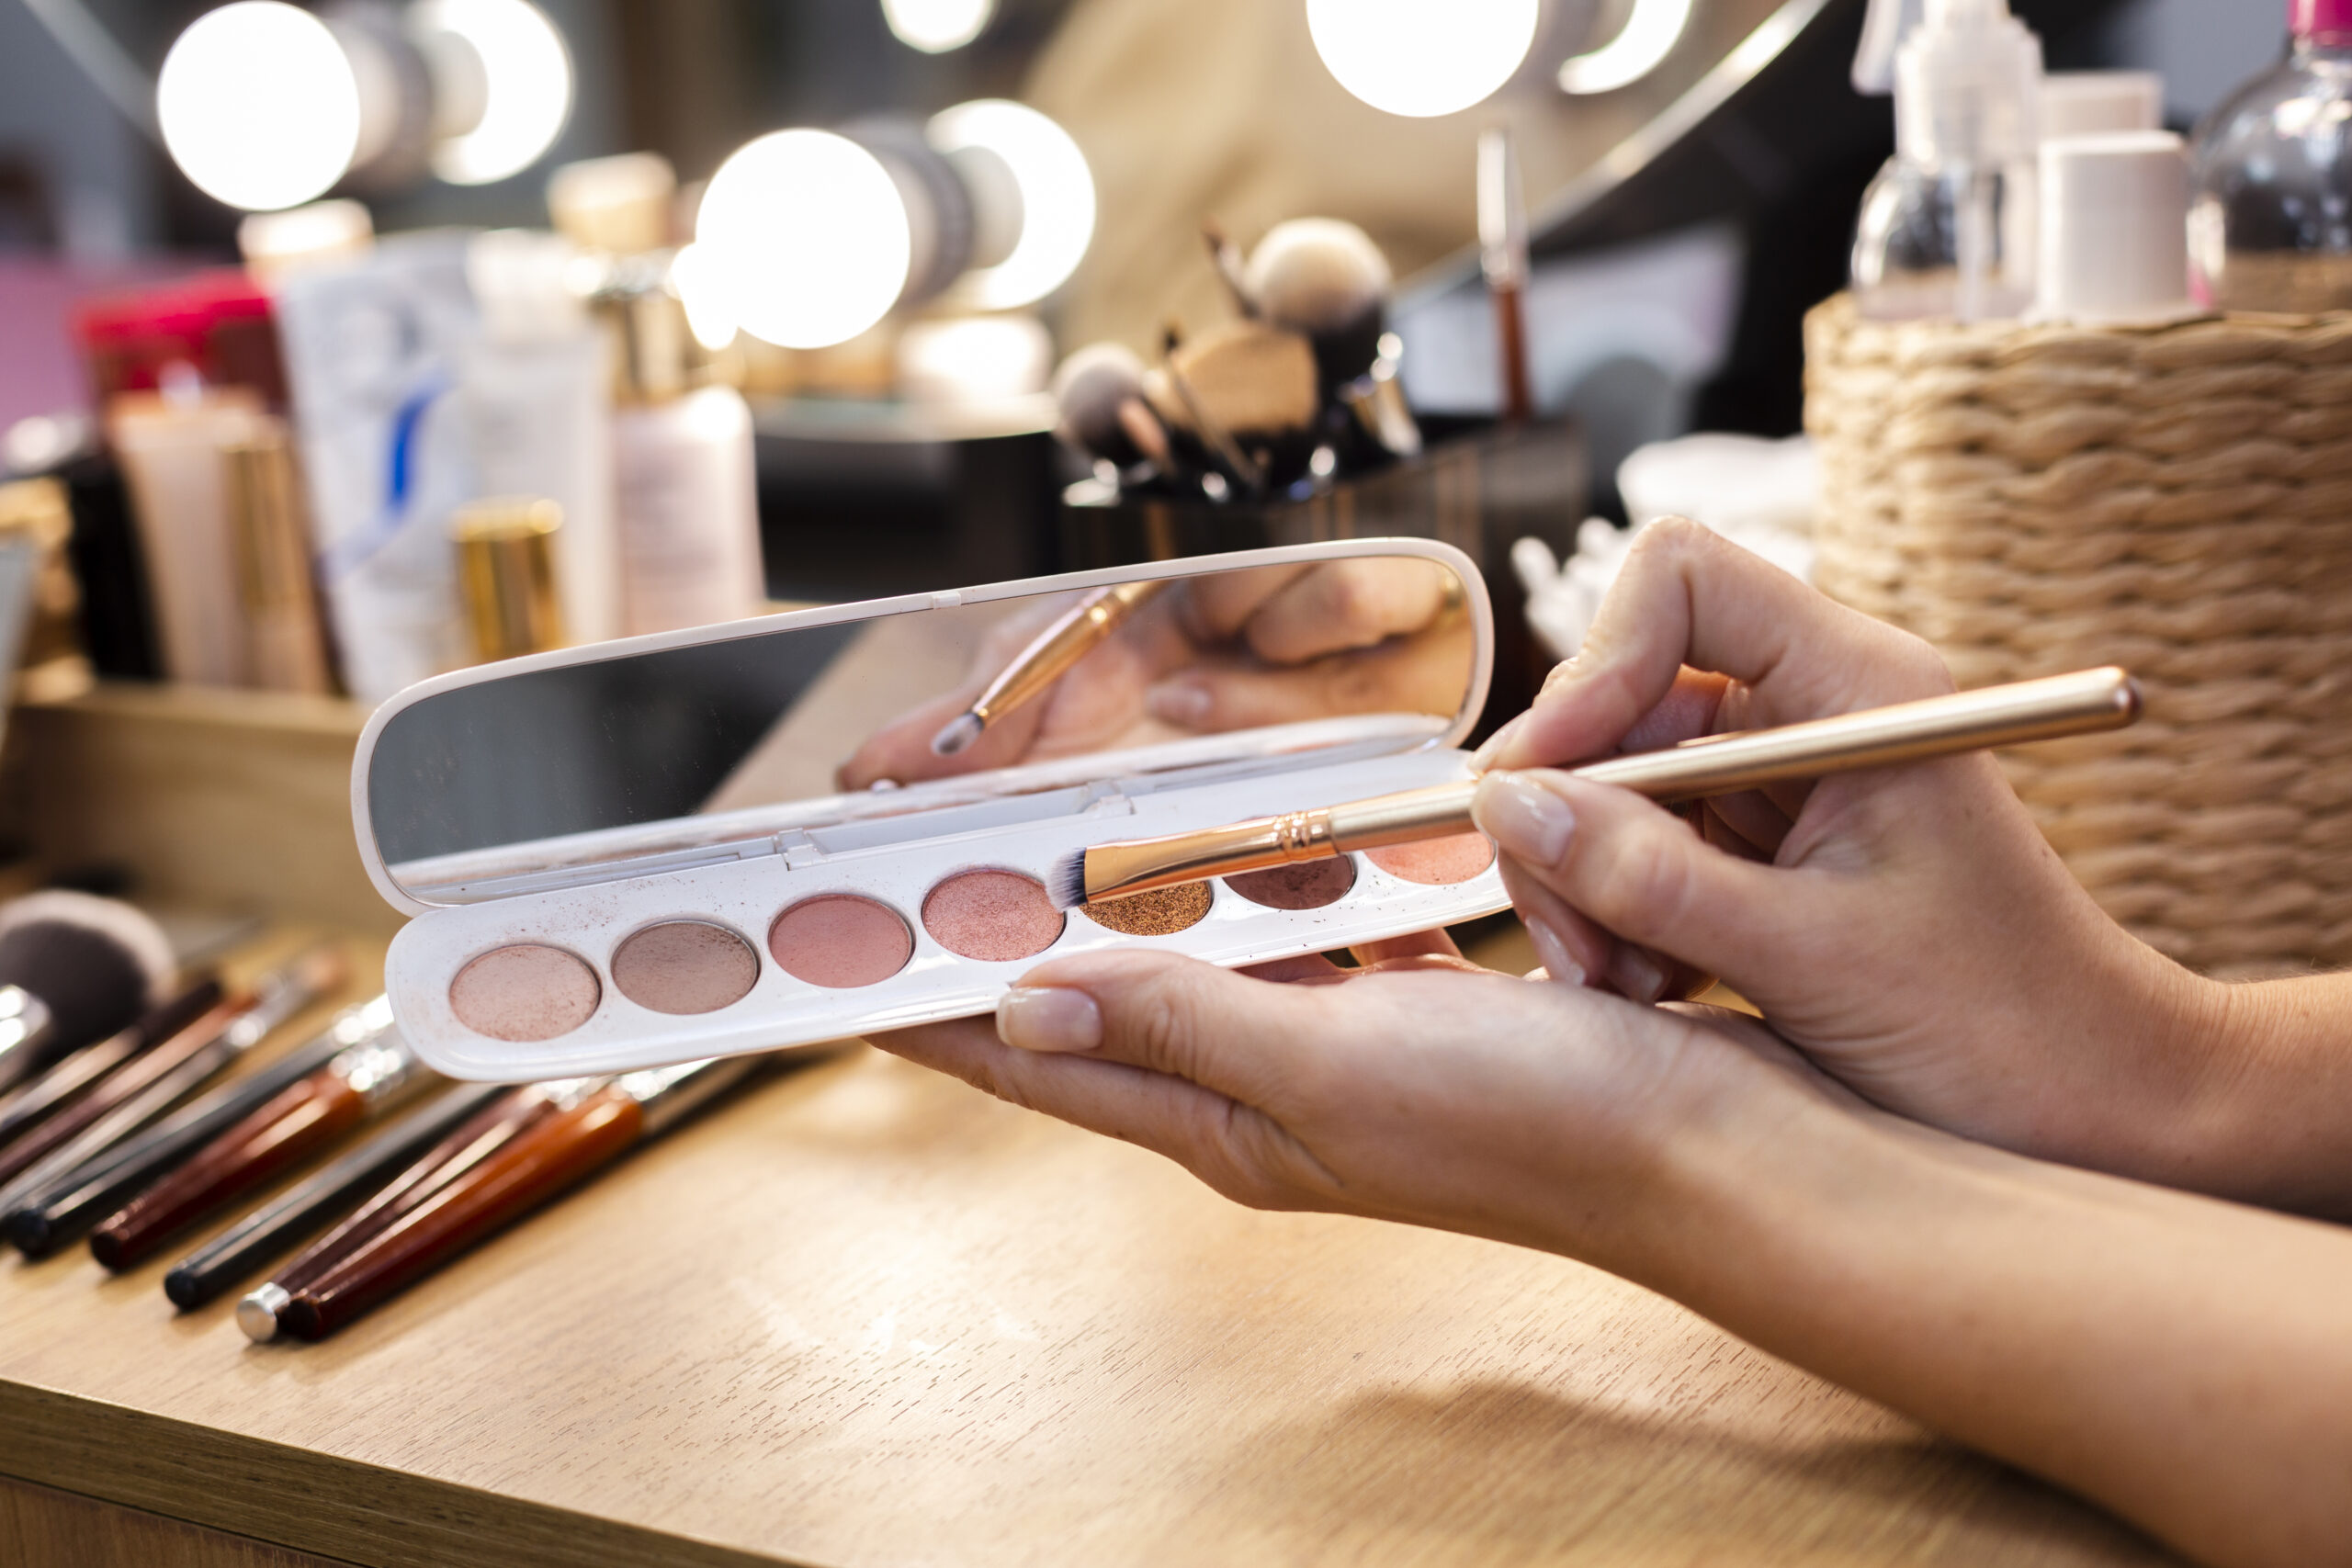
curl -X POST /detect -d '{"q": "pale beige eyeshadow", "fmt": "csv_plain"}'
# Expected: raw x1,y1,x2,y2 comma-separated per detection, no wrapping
448,944,602,1041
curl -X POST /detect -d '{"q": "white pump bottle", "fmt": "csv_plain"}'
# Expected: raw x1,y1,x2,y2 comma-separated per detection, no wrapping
1849,0,2043,321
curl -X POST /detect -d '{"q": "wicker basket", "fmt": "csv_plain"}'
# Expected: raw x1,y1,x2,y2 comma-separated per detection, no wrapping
1804,292,2352,976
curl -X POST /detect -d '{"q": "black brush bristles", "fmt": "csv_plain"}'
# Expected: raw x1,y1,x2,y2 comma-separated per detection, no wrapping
1046,850,1091,911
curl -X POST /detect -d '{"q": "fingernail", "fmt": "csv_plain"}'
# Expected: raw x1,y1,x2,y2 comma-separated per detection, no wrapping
996,987,1103,1053
1474,773,1577,866
1469,712,1529,772
1145,681,1212,728
1610,946,1668,1005
1524,915,1587,988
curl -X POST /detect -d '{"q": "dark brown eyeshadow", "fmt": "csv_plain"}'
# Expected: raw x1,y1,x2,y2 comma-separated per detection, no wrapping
1224,856,1357,910
1080,880,1213,936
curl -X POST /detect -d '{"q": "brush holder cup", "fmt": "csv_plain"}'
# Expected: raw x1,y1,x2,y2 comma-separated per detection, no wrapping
1805,293,2352,976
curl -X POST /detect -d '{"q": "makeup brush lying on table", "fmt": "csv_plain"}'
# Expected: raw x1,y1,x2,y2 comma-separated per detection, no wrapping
1050,667,2142,909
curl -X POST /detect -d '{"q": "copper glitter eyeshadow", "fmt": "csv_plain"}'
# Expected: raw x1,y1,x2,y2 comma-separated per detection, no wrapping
448,944,601,1042
922,870,1065,962
770,895,915,988
611,921,760,1014
1081,880,1212,935
1224,856,1357,910
1365,832,1496,886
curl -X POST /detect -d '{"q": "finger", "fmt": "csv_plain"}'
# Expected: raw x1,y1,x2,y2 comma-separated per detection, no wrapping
1351,928,1463,966
1179,564,1311,642
1498,859,1610,987
1481,519,1954,773
1144,620,1475,731
1241,558,1453,665
875,1017,1335,1211
1473,767,1801,987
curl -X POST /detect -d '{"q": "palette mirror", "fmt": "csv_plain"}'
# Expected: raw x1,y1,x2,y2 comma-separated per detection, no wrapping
363,548,1484,908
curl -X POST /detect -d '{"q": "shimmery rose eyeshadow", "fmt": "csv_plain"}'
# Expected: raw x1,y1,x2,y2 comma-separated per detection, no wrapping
448,944,601,1042
769,896,914,988
1081,880,1211,936
922,870,1064,962
1225,856,1357,910
1365,832,1496,886
612,921,760,1014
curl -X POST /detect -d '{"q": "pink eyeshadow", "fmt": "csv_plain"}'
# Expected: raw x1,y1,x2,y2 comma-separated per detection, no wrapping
612,921,759,1014
448,944,601,1042
922,870,1064,962
770,896,914,988
1225,856,1357,910
1365,832,1496,886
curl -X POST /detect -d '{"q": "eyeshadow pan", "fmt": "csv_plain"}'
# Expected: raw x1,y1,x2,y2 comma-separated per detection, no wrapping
922,870,1064,962
448,944,601,1042
1365,832,1497,886
770,896,914,988
1082,880,1212,935
1225,856,1357,910
612,920,759,1014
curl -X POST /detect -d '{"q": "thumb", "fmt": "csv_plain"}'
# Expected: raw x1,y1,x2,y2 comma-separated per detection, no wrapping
1471,768,1800,988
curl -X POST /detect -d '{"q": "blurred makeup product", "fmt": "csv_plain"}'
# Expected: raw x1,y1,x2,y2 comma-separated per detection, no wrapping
1050,343,1154,470
53,439,164,680
105,386,268,687
236,199,376,288
0,979,222,1162
164,1081,508,1309
0,892,175,1093
1144,323,1314,492
450,497,568,662
547,152,677,255
0,475,86,707
1053,667,2143,908
2191,3,2352,310
2035,131,2195,325
91,1023,432,1270
221,423,337,694
931,579,1170,755
1201,219,1258,318
356,540,1510,1078
2039,71,2162,141
1476,128,1534,424
1244,218,1392,390
242,1056,763,1341
1337,333,1422,459
1,953,354,1256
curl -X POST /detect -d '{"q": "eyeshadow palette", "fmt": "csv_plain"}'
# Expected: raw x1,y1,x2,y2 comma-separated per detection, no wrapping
356,540,1511,1079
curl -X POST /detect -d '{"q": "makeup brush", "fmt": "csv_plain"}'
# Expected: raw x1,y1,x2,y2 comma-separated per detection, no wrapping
1200,219,1258,317
0,891,175,1092
1244,218,1393,391
91,1021,433,1270
1049,667,2143,908
242,1056,766,1342
1477,128,1534,423
0,978,222,1156
1143,321,1320,493
163,1081,509,1310
1051,343,1153,469
931,579,1172,757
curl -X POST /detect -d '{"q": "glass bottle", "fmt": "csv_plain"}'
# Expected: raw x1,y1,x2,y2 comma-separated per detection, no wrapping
2189,1,2352,312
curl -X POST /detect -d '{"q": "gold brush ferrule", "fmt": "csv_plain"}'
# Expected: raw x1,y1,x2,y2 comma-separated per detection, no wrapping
1084,811,1340,902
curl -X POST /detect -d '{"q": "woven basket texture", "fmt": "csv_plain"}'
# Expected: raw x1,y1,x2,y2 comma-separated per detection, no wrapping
1804,292,2352,976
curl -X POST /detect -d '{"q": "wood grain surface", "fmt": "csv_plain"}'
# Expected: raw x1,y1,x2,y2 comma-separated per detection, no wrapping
0,925,2182,1567
0,1473,355,1568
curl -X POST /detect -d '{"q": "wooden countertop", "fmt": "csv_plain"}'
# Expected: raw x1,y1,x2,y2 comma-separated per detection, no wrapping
0,936,2183,1568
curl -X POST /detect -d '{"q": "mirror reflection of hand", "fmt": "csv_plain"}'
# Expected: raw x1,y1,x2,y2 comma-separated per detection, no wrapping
835,559,1472,792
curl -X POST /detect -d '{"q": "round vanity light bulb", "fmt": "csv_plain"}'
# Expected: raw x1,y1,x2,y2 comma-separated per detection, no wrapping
882,0,994,53
1556,0,1695,96
1306,0,1539,118
695,130,912,350
925,99,1094,310
157,2,362,211
413,0,573,186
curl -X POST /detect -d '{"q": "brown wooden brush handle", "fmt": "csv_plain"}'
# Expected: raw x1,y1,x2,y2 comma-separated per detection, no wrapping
0,995,251,1189
279,1087,643,1341
269,1085,557,1298
89,1067,368,1271
1495,283,1532,423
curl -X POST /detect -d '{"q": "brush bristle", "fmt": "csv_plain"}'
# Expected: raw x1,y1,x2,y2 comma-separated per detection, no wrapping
0,892,173,1056
930,711,984,757
1046,849,1091,911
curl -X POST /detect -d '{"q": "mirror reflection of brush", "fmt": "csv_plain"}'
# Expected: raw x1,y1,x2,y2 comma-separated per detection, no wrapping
931,580,1173,757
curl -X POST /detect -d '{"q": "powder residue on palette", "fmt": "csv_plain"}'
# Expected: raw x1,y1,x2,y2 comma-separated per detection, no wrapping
1365,832,1496,886
1225,856,1356,910
771,896,914,988
448,944,602,1042
923,870,1065,962
612,920,760,1014
1082,880,1212,936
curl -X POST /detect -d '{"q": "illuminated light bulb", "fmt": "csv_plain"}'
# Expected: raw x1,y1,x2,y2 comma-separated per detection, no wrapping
669,243,739,352
926,100,1094,310
1305,0,1538,118
695,130,911,350
882,0,994,53
413,0,573,185
1557,0,1694,95
157,3,361,211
